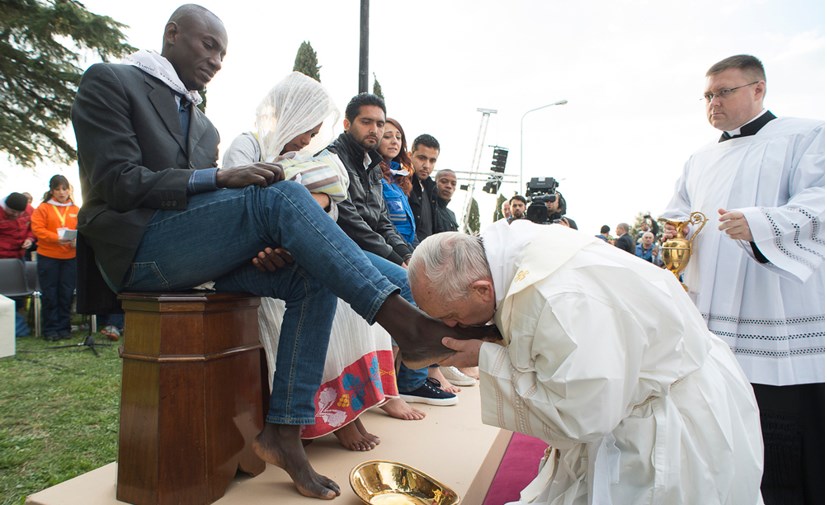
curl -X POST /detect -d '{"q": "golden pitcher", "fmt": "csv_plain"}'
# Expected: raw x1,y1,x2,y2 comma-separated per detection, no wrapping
658,211,707,290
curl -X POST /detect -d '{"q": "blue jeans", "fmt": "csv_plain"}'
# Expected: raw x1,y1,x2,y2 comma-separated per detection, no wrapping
363,252,429,393
121,182,399,424
97,313,124,330
37,255,76,337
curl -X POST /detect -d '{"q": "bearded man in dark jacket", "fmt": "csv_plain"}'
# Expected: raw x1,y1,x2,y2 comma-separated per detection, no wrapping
327,94,413,266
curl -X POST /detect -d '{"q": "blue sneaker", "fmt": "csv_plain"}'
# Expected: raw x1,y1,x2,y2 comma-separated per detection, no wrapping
398,378,458,406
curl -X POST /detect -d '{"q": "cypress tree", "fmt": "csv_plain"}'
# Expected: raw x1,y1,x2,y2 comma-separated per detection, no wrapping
293,41,321,81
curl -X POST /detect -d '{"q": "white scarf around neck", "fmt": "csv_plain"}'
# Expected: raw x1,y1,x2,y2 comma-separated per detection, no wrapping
123,49,203,105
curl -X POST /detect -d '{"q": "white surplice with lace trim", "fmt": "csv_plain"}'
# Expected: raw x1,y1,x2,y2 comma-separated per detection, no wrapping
662,117,824,386
478,222,763,505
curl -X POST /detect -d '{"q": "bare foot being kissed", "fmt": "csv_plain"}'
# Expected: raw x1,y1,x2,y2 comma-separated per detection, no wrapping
333,418,380,451
380,397,426,420
252,424,340,499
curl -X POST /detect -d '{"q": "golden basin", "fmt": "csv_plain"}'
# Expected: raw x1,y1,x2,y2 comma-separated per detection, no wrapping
350,460,460,505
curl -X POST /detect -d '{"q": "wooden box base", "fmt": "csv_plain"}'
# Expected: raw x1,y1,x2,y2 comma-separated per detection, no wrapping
116,292,265,505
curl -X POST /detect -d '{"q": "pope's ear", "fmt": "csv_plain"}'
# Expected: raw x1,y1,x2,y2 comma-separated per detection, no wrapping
469,279,494,302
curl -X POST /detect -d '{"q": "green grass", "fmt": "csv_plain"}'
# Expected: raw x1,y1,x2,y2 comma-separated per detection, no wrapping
0,323,121,505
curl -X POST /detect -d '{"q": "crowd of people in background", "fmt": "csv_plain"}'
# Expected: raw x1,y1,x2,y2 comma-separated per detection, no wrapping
1,179,123,341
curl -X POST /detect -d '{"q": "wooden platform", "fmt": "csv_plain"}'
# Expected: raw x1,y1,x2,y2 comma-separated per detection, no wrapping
26,385,511,505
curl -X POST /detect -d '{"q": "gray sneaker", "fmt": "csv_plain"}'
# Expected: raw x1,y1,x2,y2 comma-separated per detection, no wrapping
399,378,458,406
440,366,476,386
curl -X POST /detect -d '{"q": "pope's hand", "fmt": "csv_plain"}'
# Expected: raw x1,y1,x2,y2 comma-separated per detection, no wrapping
718,208,753,241
438,337,483,368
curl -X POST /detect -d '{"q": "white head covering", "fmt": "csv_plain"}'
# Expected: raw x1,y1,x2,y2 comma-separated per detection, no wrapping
255,72,339,162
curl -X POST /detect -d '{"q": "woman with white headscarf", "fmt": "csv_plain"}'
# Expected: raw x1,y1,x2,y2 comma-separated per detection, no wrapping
223,72,399,451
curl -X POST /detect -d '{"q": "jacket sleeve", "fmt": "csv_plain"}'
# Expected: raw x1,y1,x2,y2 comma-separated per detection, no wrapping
72,64,194,212
30,206,59,244
335,197,402,263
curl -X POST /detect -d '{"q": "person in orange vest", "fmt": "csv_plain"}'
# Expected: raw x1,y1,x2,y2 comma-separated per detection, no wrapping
31,175,79,341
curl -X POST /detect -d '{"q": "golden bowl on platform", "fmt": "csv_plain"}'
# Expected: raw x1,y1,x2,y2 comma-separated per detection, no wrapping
350,460,460,505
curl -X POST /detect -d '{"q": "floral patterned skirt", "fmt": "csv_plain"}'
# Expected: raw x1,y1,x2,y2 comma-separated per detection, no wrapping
258,297,398,438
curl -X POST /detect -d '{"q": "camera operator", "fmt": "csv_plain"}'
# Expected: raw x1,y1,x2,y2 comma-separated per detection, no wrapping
524,177,559,225
508,195,527,223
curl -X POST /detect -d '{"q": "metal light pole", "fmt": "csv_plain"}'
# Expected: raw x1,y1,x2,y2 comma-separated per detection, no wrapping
460,108,497,233
358,0,369,93
519,99,567,192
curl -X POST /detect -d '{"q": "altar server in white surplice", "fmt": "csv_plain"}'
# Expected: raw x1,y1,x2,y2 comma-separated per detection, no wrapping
661,54,824,505
407,223,763,505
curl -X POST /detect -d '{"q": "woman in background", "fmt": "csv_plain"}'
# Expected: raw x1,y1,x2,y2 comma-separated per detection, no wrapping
31,175,79,341
377,118,417,246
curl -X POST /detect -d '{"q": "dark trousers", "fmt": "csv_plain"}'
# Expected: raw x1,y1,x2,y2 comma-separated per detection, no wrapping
753,382,825,505
97,312,124,329
37,255,77,337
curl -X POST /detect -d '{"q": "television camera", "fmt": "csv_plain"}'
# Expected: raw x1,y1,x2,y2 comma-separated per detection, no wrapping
525,177,559,224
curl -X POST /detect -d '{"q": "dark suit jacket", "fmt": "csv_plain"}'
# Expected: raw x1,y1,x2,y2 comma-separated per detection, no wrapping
72,63,220,297
615,233,636,254
409,176,436,243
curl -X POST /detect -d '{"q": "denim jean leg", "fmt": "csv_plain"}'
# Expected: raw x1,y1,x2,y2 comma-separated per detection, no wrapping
362,252,429,392
363,252,413,302
214,262,337,424
397,363,430,392
97,312,124,330
125,183,398,322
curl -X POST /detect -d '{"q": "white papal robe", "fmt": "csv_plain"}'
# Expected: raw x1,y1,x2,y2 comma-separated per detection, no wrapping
662,116,824,386
479,221,763,505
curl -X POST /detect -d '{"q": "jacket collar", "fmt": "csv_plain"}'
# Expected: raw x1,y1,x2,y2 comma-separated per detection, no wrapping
719,110,776,142
333,132,383,171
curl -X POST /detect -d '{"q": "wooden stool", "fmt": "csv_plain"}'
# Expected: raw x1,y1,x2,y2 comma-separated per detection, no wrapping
116,292,266,505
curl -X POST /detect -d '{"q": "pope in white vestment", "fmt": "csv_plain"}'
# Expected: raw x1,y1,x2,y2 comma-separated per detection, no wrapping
408,223,764,505
662,115,824,386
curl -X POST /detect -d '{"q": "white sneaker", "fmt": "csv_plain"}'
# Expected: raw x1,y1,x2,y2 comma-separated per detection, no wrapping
440,366,476,387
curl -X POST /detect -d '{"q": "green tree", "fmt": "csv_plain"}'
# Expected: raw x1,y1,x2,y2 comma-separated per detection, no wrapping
372,73,384,100
293,41,321,81
1,0,133,167
465,197,481,235
493,194,506,221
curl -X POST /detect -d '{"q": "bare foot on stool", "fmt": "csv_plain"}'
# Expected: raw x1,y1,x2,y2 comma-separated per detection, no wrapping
380,397,426,420
253,424,340,499
333,418,380,451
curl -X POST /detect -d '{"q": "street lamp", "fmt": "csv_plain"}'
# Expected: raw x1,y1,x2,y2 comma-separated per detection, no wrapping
520,99,568,192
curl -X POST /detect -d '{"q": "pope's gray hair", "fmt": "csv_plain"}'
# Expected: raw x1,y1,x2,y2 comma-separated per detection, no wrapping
408,232,491,303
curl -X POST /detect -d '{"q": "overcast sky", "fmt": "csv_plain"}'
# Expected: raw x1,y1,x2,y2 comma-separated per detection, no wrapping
1,0,824,235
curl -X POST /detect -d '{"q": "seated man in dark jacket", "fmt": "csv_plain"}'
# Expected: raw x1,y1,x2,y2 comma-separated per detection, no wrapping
433,169,458,233
327,94,413,266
